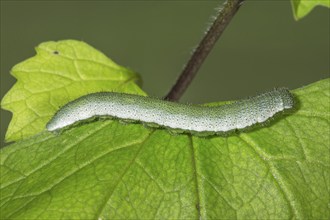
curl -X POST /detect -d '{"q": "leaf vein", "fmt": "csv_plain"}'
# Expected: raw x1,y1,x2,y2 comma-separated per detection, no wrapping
239,134,298,219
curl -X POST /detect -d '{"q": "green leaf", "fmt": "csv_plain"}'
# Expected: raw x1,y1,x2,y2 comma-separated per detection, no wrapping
291,0,330,20
1,40,143,143
1,78,329,219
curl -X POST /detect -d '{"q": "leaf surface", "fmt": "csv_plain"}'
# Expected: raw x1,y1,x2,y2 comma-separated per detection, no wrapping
291,0,330,20
1,40,143,142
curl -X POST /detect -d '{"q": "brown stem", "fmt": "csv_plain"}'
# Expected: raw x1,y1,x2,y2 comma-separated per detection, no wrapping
164,0,245,101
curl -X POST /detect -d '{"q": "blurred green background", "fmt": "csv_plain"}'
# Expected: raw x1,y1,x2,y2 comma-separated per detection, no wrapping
1,1,329,147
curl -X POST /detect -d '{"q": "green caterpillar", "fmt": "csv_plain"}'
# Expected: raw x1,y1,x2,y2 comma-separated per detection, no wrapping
46,88,294,136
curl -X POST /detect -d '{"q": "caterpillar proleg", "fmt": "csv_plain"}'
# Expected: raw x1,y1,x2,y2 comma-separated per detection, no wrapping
46,88,294,135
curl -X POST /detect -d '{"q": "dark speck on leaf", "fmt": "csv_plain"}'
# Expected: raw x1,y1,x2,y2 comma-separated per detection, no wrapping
53,51,59,55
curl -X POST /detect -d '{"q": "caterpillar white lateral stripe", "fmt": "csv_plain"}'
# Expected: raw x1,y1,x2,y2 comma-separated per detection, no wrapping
46,88,294,136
